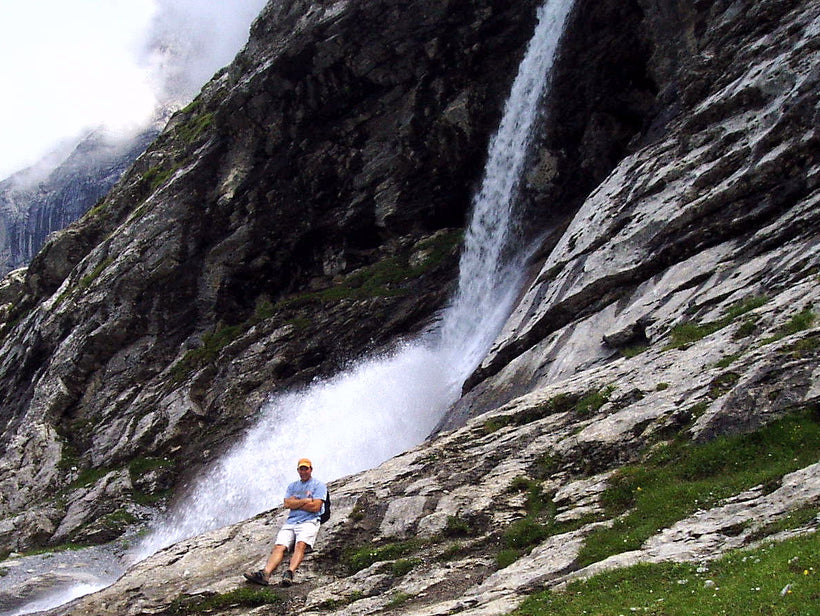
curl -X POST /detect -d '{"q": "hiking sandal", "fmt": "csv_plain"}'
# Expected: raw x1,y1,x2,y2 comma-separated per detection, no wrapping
243,570,269,586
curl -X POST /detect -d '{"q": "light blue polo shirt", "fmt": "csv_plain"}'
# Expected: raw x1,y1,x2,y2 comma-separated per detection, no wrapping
285,478,327,524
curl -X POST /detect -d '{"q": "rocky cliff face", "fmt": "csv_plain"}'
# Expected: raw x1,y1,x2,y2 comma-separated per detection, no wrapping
0,0,818,614
0,126,161,277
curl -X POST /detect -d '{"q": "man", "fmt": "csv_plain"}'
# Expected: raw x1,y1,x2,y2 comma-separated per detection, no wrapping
244,458,327,587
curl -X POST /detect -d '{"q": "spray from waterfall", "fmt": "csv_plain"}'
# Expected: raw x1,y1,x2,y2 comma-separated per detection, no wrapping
133,0,575,560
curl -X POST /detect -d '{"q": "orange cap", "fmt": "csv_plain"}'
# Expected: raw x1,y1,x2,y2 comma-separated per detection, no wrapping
297,458,312,469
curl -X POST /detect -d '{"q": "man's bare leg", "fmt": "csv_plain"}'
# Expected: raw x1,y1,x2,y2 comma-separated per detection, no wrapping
287,541,308,573
264,544,288,578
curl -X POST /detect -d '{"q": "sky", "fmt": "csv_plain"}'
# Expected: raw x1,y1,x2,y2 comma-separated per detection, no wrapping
0,0,268,180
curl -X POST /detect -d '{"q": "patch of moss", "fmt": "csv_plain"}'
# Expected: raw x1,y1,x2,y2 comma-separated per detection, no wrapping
725,295,769,320
620,344,649,358
715,352,743,368
69,466,114,490
128,456,173,478
665,320,725,349
665,295,771,350
79,258,114,290
482,415,512,434
275,229,462,310
143,166,175,192
170,324,244,383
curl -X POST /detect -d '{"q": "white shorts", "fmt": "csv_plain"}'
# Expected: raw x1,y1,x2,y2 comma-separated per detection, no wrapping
275,519,321,550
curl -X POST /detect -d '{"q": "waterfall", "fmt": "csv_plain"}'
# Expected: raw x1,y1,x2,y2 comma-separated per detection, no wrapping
133,0,575,561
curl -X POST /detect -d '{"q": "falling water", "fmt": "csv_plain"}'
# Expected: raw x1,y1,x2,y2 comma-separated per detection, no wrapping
133,0,575,560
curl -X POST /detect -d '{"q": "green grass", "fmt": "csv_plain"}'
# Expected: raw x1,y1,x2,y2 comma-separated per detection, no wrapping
577,408,820,567
515,531,819,616
168,587,280,614
275,229,462,310
344,539,423,573
576,386,615,416
170,324,244,382
391,558,421,576
762,308,817,345
665,295,770,350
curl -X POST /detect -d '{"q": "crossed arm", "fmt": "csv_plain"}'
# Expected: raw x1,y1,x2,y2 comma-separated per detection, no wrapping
284,495,324,513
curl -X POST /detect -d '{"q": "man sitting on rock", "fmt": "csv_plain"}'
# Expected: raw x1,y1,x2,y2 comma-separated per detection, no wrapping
244,458,327,587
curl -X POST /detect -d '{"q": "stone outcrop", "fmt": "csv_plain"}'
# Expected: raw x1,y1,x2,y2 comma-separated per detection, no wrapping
0,0,818,614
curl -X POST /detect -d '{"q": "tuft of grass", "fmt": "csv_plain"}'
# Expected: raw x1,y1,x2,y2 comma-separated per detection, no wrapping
734,317,759,338
620,344,649,358
576,408,820,567
665,295,771,350
725,295,769,320
443,515,473,538
177,112,214,144
762,307,817,346
575,386,615,416
170,324,244,382
143,166,175,191
169,587,280,614
715,352,743,368
497,478,558,568
391,558,420,577
344,539,423,573
483,415,512,434
707,372,740,398
387,592,413,608
515,531,819,616
666,321,725,349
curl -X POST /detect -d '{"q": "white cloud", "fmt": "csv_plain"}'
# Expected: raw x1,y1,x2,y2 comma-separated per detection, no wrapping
0,0,267,180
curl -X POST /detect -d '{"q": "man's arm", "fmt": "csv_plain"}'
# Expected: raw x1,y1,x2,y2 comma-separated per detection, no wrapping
284,496,324,513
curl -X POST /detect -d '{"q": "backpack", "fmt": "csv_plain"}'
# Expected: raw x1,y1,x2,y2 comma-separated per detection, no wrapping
320,491,331,524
